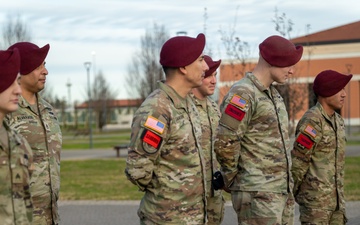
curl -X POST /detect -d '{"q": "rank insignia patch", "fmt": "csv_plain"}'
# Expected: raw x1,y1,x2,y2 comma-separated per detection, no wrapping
144,116,165,134
230,94,247,109
141,129,162,151
304,124,317,138
296,133,314,149
225,104,245,121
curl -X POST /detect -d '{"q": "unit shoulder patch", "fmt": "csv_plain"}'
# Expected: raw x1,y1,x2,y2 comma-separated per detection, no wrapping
296,133,314,150
224,104,245,121
141,129,162,153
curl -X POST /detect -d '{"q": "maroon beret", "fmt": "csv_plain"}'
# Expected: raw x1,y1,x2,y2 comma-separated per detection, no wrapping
0,48,20,93
259,35,303,67
8,42,50,75
313,70,353,97
160,33,205,67
204,55,221,78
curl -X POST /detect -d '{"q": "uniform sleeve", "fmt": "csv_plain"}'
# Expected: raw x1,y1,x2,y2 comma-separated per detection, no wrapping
214,92,252,187
125,105,168,191
291,117,321,195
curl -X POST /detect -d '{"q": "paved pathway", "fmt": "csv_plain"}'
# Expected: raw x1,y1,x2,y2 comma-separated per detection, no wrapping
61,145,360,160
58,200,360,225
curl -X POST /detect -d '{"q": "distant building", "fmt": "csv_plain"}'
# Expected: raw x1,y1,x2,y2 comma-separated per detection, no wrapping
218,20,360,132
59,99,142,130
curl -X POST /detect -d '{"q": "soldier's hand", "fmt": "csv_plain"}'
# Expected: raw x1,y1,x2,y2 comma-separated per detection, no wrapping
222,185,231,193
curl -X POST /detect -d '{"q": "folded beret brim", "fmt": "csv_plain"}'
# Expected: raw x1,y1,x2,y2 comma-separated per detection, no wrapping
0,48,20,93
313,70,353,97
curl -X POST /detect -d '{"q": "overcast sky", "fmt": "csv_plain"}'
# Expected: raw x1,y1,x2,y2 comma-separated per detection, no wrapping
1,0,359,103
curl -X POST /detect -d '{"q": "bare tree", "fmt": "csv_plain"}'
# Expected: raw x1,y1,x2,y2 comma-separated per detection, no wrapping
91,70,117,130
272,7,309,134
126,23,169,102
218,6,251,101
1,14,32,48
272,7,293,39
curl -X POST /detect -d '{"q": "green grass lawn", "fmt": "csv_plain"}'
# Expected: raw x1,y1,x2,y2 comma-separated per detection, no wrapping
62,129,131,149
59,158,143,200
59,157,360,201
344,157,360,201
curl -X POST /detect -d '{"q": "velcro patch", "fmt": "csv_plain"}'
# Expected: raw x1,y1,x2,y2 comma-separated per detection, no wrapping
141,129,162,151
144,116,165,134
230,94,247,109
304,124,317,138
225,104,245,121
296,133,314,149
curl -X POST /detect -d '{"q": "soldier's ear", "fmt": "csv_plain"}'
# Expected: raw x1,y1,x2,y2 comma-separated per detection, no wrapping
179,67,187,75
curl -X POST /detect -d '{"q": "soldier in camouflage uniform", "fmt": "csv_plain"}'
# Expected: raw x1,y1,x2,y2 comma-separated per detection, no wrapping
125,33,210,224
190,55,225,225
215,35,303,225
0,48,34,225
6,42,62,225
291,70,352,225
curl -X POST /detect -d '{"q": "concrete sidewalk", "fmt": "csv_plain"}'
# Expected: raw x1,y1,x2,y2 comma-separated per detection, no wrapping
61,145,360,160
58,200,360,225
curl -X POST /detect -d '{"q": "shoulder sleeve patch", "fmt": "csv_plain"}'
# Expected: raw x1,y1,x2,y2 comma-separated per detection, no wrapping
304,124,317,138
230,94,247,109
141,129,162,153
224,104,245,121
144,116,165,134
296,133,314,150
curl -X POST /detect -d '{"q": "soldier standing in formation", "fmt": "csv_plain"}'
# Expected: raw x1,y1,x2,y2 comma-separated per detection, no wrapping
125,33,210,224
0,48,34,224
215,35,303,224
190,55,225,225
291,70,352,224
6,42,62,225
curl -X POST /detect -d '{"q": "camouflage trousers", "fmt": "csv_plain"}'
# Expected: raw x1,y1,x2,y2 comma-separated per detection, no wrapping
140,218,205,225
298,206,347,225
206,190,225,225
32,194,58,225
231,191,294,225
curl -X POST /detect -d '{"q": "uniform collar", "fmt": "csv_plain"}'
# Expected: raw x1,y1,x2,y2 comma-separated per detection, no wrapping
246,72,268,92
189,93,207,109
158,81,188,109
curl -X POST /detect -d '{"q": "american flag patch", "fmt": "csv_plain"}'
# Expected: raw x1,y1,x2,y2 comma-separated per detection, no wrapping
230,94,247,109
304,124,317,138
144,116,165,134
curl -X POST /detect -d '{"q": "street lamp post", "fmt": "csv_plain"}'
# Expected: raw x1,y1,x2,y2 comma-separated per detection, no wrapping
84,62,93,149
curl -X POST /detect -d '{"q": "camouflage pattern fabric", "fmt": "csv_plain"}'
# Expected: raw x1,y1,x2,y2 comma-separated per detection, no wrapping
6,94,62,225
298,205,347,225
214,72,293,223
231,191,294,225
0,122,33,225
190,94,225,225
125,82,208,224
291,102,347,224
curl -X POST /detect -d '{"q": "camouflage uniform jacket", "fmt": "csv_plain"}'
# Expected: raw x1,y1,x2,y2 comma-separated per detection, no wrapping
189,94,221,194
291,102,346,211
125,82,208,224
6,94,62,224
190,94,225,224
215,72,292,193
0,122,33,225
